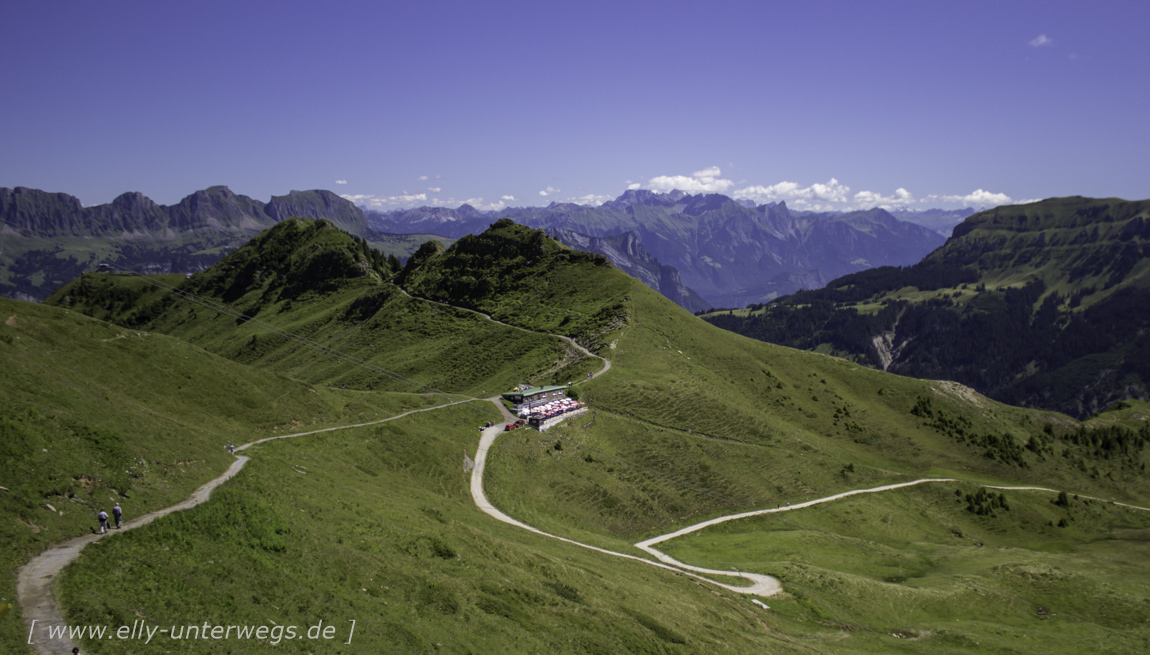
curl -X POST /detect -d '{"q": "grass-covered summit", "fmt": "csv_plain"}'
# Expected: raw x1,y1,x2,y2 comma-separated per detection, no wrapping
705,197,1150,417
182,216,396,302
398,218,629,347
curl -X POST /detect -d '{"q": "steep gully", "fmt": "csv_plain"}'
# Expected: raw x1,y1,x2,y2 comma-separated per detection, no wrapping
19,295,1150,653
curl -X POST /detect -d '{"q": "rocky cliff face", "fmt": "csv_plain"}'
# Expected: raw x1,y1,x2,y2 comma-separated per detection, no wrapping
547,228,710,313
1,186,369,239
164,186,275,232
1,187,89,236
267,190,369,235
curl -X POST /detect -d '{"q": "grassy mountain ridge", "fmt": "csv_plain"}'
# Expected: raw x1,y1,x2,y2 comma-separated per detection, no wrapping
398,219,630,350
705,197,1150,417
16,217,1150,653
499,279,1150,535
930,196,1150,300
49,219,599,395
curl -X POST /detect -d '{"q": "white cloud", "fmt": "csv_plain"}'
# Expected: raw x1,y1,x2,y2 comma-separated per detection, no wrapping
501,195,516,201
627,183,641,190
646,166,734,194
734,178,850,204
808,178,850,202
539,185,560,197
418,175,429,181
334,179,348,185
428,187,441,193
942,189,1014,206
1029,34,1053,47
854,187,915,209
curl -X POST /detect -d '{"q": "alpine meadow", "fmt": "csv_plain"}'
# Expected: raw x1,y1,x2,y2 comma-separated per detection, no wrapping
0,213,1145,654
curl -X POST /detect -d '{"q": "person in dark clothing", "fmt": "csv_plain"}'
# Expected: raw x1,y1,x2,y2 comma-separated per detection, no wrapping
112,503,123,529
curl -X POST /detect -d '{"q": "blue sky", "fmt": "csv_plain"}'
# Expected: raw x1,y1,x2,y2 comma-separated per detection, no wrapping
3,0,1147,212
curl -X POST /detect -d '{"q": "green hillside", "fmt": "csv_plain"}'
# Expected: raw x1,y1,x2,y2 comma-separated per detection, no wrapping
49,218,597,395
0,296,440,651
705,197,1150,418
398,218,630,348
486,278,1150,542
12,217,1150,653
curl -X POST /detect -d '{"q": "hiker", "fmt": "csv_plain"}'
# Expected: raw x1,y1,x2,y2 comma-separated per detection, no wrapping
97,509,109,534
73,648,80,655
112,503,123,529
229,444,235,454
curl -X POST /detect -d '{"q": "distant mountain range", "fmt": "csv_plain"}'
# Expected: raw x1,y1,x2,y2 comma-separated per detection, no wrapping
792,207,976,237
3,185,951,313
0,186,453,302
888,207,978,236
705,196,1150,418
368,189,948,308
0,185,706,309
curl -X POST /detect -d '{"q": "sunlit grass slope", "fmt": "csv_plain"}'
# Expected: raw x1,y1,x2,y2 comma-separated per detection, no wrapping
57,403,814,655
486,278,1149,539
482,275,1150,652
0,296,437,653
663,483,1150,653
595,281,1147,496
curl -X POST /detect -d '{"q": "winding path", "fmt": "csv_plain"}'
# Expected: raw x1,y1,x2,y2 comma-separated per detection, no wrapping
19,291,614,652
15,399,477,655
442,294,1150,595
16,457,250,655
395,288,612,382
470,410,782,596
